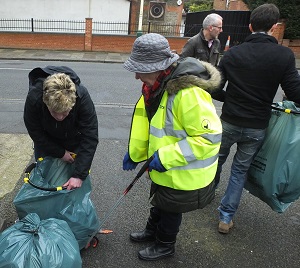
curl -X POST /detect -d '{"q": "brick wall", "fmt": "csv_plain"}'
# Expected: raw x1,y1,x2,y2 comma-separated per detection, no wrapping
214,0,248,11
0,17,299,58
130,0,183,34
0,32,85,51
0,31,188,54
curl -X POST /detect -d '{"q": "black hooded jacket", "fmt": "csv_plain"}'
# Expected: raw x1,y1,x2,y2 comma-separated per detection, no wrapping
212,33,300,129
24,66,98,180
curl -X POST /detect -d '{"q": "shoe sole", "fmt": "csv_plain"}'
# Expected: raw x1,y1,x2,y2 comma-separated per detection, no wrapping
218,222,234,234
130,236,155,242
138,251,175,261
218,228,231,234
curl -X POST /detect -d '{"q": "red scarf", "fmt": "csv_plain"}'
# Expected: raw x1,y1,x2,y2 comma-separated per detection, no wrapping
142,66,173,106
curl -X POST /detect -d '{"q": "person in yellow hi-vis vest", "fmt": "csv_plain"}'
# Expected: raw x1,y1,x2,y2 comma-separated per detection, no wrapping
123,33,222,261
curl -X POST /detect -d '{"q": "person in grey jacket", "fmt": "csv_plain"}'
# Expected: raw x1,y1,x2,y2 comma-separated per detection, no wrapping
24,66,98,190
180,13,223,66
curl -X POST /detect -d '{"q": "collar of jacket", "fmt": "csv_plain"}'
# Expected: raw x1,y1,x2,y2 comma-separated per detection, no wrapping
29,66,81,86
245,33,278,44
199,28,220,48
164,57,221,95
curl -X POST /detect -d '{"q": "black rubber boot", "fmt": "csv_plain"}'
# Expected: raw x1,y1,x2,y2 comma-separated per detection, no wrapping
130,208,159,242
130,226,156,242
138,231,176,261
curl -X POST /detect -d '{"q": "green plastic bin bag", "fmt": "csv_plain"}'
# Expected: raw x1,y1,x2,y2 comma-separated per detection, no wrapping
13,157,100,249
245,101,300,213
0,213,82,268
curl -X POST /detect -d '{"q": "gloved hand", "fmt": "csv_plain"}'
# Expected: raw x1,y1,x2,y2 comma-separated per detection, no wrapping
148,151,166,172
123,152,138,171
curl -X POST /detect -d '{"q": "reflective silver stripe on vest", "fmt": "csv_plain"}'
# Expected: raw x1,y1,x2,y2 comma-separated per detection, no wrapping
165,94,188,138
151,94,221,143
201,133,222,143
170,154,218,170
150,93,219,170
178,139,195,162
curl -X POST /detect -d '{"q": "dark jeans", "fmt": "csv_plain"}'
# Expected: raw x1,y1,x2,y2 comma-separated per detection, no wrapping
215,120,266,223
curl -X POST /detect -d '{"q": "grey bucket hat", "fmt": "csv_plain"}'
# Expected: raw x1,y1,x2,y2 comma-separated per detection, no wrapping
124,33,179,73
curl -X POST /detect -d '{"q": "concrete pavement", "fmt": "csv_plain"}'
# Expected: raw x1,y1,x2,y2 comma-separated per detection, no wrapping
0,48,130,63
0,48,300,68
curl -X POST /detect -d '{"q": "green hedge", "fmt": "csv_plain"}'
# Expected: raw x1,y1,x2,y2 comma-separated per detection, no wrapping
242,0,300,39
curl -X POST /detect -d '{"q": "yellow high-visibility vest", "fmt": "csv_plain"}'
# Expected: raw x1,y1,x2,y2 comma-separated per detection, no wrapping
129,86,222,190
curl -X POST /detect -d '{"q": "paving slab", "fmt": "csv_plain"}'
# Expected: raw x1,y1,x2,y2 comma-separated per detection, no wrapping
0,133,33,199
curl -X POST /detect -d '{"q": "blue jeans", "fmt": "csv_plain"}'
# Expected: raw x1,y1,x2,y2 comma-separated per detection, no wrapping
216,120,266,224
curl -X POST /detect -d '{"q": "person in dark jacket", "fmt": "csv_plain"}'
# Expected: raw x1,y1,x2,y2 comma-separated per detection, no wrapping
24,66,98,190
180,13,223,66
211,3,300,234
122,33,222,261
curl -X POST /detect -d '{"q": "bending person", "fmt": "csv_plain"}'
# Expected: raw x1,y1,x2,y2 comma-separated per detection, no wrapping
24,66,98,190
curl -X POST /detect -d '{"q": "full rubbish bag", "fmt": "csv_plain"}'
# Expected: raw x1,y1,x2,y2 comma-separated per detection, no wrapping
13,157,100,249
245,101,300,213
0,213,82,268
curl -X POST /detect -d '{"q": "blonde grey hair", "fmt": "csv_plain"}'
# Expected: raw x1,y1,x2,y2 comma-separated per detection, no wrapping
203,13,223,29
43,73,76,113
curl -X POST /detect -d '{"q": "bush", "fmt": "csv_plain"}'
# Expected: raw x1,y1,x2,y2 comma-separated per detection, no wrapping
242,0,300,39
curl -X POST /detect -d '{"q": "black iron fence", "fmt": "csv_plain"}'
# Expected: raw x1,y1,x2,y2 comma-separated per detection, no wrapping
0,18,187,36
0,17,252,49
92,21,186,36
0,19,86,33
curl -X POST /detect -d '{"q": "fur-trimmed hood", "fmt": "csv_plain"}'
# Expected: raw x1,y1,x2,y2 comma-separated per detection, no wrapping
165,57,221,95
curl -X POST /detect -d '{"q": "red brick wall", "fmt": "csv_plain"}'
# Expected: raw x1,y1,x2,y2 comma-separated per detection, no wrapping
213,0,226,10
228,0,249,11
0,16,299,57
0,32,84,50
273,20,286,44
85,18,93,51
0,31,188,54
213,0,249,11
283,39,300,58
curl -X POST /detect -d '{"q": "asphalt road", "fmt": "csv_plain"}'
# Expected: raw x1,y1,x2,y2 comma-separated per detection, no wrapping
0,60,299,268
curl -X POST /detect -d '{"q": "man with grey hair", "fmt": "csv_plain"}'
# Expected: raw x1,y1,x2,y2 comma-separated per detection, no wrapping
180,13,223,66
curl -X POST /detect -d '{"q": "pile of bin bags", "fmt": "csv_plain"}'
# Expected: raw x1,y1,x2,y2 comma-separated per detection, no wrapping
0,157,101,267
0,213,82,267
245,101,300,213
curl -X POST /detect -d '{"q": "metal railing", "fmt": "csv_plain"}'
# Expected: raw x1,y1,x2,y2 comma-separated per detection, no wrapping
0,18,250,43
0,18,190,36
92,21,187,36
0,18,86,33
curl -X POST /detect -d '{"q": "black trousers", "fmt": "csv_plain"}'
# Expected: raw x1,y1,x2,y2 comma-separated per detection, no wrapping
150,206,182,236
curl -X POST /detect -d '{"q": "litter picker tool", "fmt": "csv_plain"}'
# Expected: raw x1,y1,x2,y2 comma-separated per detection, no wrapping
23,155,78,191
23,162,67,191
85,155,154,249
271,103,300,114
101,155,153,227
